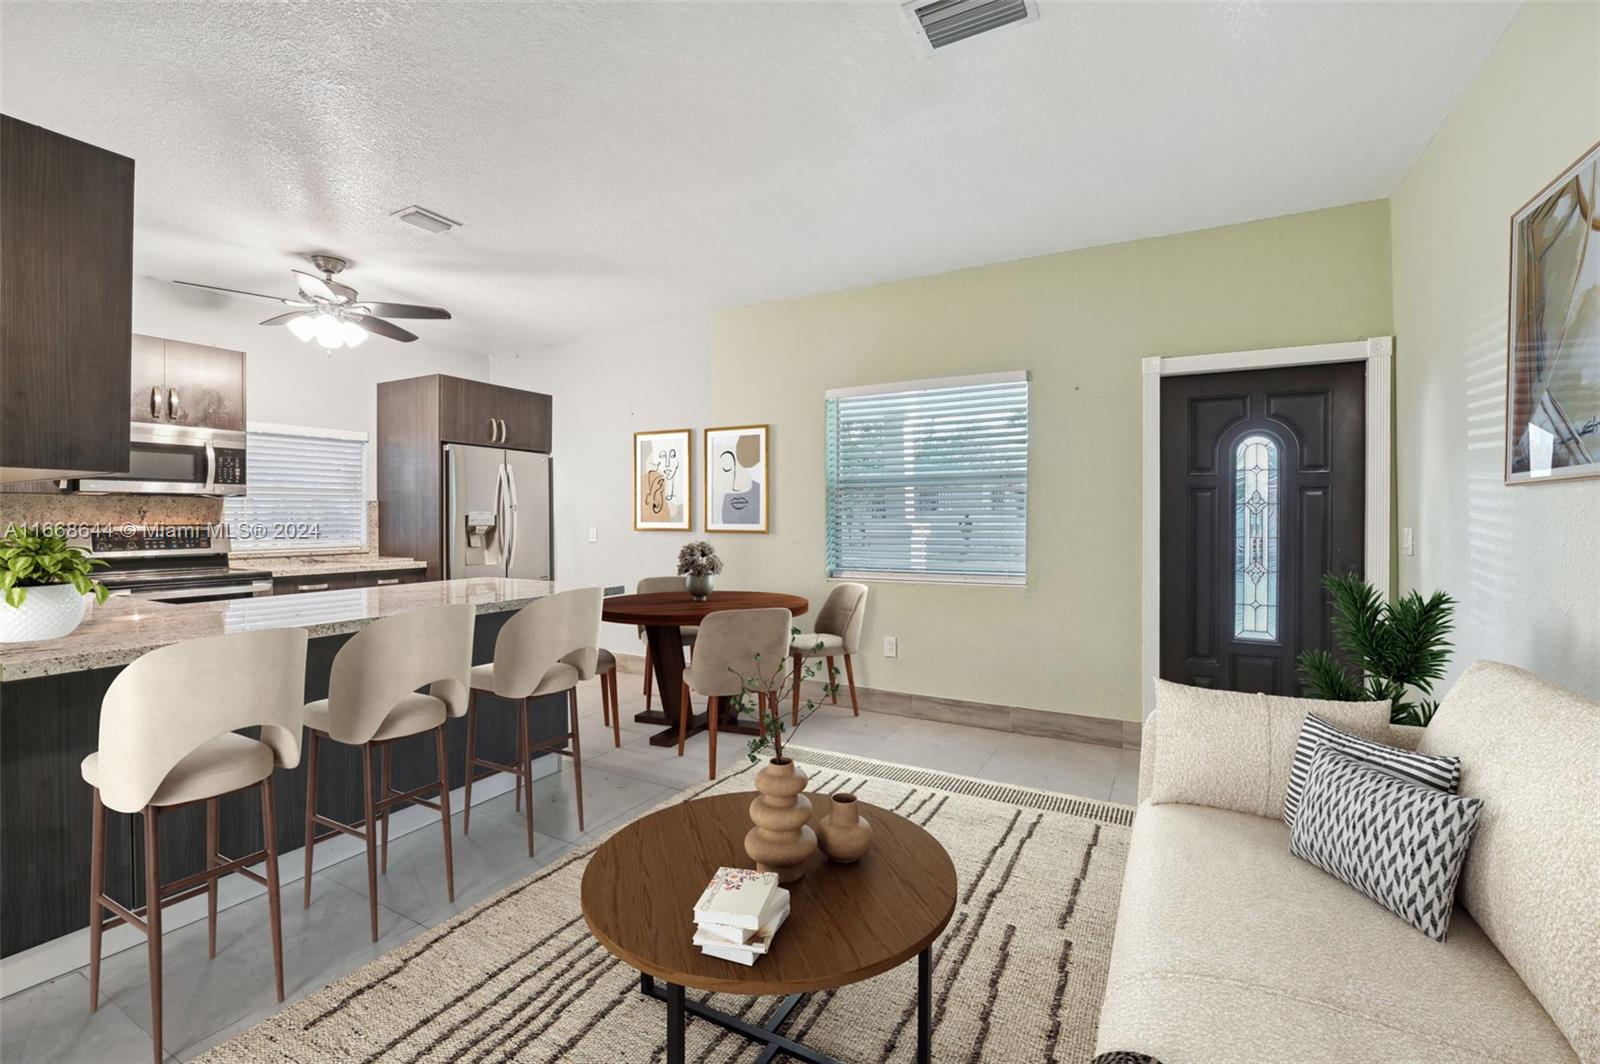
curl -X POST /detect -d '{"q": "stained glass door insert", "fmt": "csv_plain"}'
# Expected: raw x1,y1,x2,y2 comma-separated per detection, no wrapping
1233,434,1279,640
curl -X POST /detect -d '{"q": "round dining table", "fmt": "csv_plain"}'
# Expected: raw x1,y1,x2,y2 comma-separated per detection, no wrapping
601,590,809,747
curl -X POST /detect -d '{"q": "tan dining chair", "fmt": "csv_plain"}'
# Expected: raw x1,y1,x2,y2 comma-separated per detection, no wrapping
678,607,792,780
637,575,698,711
791,582,869,722
82,627,309,1064
463,586,602,856
301,603,474,942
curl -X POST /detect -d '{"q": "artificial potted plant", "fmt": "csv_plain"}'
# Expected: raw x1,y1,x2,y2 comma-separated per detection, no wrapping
677,540,723,601
0,526,110,643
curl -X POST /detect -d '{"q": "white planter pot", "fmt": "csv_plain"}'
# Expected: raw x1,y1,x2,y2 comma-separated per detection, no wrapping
0,583,89,643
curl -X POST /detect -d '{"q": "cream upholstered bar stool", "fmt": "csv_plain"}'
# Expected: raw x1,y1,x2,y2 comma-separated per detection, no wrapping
82,627,309,1064
462,586,602,856
678,607,792,780
301,603,474,942
637,575,698,712
791,582,869,722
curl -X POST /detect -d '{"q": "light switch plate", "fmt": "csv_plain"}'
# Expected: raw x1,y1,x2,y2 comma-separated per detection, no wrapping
883,636,897,658
587,526,598,543
1401,527,1414,556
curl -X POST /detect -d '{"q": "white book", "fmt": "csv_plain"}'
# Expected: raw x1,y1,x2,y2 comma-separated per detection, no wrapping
696,901,791,965
691,867,779,931
695,889,790,945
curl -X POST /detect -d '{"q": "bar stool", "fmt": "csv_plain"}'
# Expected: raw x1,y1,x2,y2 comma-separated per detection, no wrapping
301,603,473,942
678,608,792,780
792,582,869,723
82,627,309,1064
462,586,602,856
638,575,697,711
595,647,622,748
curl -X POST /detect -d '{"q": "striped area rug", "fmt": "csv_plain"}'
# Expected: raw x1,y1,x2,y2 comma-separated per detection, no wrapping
200,747,1133,1063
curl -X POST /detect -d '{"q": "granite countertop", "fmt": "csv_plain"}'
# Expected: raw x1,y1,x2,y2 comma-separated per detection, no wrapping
0,578,556,682
230,556,427,578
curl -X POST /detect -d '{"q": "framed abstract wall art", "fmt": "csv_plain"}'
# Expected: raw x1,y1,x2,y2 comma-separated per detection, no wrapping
1505,141,1600,484
634,428,691,530
704,424,769,533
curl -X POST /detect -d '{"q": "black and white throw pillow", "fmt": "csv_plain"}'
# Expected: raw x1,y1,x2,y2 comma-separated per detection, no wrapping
1289,746,1483,941
1282,713,1460,828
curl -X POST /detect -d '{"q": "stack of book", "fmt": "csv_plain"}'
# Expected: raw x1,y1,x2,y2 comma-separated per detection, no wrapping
692,867,792,966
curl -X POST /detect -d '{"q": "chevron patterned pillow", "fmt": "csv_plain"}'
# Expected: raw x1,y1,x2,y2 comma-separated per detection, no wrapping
1282,713,1460,828
1289,746,1483,941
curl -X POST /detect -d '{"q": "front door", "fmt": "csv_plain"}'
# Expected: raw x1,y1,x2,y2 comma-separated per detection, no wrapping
1159,361,1365,695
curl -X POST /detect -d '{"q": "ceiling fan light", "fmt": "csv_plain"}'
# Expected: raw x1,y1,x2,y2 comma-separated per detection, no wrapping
286,314,317,342
341,320,369,347
313,313,344,348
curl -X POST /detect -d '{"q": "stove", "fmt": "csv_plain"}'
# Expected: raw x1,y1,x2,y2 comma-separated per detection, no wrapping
75,526,274,604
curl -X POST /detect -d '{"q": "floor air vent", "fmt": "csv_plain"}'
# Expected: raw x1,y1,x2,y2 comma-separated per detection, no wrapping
906,0,1036,50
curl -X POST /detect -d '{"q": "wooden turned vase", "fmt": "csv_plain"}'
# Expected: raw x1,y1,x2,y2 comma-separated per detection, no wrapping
745,758,816,883
816,792,873,863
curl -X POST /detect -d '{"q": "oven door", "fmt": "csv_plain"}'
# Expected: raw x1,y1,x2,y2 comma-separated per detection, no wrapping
76,424,247,496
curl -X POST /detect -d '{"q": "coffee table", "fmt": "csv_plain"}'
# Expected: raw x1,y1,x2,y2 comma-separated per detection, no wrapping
580,791,957,1063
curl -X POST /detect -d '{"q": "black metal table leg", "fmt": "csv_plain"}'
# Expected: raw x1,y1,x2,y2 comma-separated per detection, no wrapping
666,981,685,1064
916,946,932,1064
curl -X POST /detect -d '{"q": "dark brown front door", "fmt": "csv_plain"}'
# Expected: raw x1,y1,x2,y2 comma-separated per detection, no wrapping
1159,361,1366,695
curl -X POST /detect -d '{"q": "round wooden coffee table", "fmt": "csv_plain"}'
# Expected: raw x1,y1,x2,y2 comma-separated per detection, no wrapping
601,590,810,747
580,791,957,1064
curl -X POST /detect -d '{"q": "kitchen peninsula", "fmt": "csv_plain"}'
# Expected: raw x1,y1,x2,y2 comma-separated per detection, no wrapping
0,577,584,959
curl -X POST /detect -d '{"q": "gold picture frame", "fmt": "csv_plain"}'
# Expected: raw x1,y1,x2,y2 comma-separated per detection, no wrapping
703,424,770,533
634,428,692,530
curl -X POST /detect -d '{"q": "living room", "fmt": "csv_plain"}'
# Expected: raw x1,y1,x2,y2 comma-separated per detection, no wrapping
0,2,1595,1062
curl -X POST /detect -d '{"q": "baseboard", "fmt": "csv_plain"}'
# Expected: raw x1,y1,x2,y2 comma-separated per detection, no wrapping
791,679,1140,749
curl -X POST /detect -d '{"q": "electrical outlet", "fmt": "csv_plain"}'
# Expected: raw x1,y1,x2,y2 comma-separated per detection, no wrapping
1401,527,1414,557
883,636,897,658
587,526,598,543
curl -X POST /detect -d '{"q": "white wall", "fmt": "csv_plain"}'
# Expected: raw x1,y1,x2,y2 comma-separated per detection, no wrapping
134,275,494,494
1390,0,1600,699
492,314,712,650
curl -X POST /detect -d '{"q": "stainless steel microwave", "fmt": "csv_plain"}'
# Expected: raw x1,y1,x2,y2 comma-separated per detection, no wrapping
76,423,247,496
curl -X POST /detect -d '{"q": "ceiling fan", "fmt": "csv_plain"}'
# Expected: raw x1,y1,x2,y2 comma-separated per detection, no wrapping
173,254,452,348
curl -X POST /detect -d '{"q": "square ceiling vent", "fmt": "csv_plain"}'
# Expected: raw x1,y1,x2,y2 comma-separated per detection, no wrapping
904,0,1037,52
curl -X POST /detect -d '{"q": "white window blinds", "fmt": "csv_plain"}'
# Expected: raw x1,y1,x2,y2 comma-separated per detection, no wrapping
224,426,367,552
825,372,1029,584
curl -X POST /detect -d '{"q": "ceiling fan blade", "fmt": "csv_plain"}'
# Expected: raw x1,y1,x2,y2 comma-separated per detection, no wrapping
292,270,342,302
259,311,309,326
354,315,418,343
173,280,302,306
348,301,452,320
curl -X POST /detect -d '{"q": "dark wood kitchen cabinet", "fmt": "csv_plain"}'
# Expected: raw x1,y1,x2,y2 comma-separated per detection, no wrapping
0,115,134,482
439,376,552,453
129,334,245,430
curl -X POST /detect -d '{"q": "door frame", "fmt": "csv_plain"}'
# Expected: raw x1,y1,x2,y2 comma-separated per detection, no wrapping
1140,336,1393,718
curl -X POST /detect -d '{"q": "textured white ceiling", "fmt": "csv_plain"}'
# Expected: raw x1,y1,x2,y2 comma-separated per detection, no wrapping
1,1,1516,356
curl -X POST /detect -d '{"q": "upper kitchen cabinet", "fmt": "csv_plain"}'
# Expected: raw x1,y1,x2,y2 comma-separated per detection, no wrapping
438,376,551,453
129,334,245,430
0,116,134,482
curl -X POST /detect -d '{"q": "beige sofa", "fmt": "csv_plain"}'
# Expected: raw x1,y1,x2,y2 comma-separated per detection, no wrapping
1095,661,1598,1063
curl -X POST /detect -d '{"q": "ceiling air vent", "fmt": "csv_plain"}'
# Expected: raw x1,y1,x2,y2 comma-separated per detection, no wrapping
905,0,1036,51
390,204,462,234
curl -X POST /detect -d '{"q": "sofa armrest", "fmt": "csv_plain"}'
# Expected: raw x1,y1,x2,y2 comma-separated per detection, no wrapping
1137,709,1158,804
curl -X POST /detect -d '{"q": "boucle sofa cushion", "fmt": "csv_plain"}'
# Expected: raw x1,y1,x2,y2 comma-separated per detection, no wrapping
1418,661,1600,1061
1095,802,1577,1064
1147,680,1390,819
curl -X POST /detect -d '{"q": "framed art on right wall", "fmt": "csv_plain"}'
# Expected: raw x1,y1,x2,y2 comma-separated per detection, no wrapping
704,424,769,533
1505,140,1600,484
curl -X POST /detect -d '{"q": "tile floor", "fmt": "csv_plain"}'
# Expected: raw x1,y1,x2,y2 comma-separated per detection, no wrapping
0,675,1140,1062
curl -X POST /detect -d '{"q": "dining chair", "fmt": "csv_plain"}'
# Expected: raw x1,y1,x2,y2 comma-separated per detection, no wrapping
637,575,698,712
791,582,869,722
301,603,474,942
679,607,792,780
463,586,602,855
82,627,309,1064
594,646,622,747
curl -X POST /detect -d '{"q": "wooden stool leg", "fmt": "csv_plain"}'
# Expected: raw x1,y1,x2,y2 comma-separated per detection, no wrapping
380,742,393,874
569,689,585,833
677,682,691,756
361,743,379,943
462,692,477,836
303,729,319,909
260,775,284,1002
206,797,219,959
143,807,163,1064
609,670,622,748
708,695,719,781
88,789,105,1012
826,657,838,704
600,671,611,727
435,724,455,903
643,642,654,705
519,697,535,858
844,654,860,716
792,654,803,725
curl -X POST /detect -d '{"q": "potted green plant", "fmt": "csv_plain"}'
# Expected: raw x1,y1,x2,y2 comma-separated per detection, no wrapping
0,525,110,643
1296,573,1456,726
676,540,723,601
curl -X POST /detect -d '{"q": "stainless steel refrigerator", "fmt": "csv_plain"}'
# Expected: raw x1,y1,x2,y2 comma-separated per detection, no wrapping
444,443,552,580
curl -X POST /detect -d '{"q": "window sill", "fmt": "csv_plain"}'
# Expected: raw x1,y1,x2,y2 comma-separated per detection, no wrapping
828,570,1026,588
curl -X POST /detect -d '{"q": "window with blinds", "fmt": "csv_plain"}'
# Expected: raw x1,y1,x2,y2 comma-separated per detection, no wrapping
224,426,368,552
825,372,1029,584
